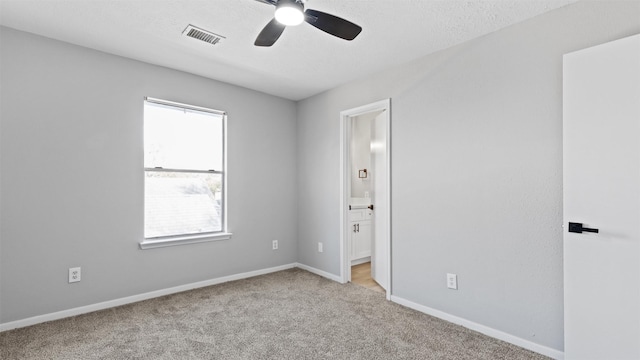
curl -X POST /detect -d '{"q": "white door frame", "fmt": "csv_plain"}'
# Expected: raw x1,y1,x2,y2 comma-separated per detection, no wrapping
339,98,391,300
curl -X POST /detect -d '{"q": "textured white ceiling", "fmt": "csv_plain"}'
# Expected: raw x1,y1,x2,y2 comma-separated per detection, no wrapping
0,0,577,100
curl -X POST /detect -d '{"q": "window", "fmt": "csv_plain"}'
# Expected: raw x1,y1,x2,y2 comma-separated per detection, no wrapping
141,97,229,249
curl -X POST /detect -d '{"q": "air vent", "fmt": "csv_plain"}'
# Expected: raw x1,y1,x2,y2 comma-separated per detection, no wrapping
183,25,225,45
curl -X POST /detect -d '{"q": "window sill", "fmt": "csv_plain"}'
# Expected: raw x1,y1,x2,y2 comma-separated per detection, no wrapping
139,232,232,250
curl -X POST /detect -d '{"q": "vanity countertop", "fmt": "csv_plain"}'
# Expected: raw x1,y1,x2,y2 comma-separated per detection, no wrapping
350,197,371,209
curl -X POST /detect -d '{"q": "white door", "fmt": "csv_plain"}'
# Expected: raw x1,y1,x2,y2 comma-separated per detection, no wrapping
371,110,389,290
563,34,640,359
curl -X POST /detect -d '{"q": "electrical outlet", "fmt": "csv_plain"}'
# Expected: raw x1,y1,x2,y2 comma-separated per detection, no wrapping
69,267,81,283
272,240,278,250
318,242,323,253
447,273,457,290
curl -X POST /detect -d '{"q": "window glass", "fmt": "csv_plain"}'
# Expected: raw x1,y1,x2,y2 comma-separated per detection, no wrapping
144,171,222,238
144,102,223,171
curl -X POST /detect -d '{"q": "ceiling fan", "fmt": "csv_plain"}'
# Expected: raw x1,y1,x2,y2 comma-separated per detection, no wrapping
252,0,362,47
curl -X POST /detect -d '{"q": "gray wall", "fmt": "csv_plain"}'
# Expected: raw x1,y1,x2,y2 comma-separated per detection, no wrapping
350,114,373,198
296,1,640,351
0,27,298,323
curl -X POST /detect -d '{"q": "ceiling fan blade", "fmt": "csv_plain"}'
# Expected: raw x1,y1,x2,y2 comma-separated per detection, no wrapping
304,9,362,41
255,18,286,47
253,0,277,5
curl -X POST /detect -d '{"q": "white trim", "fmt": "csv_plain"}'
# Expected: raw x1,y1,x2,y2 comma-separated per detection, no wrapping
340,100,391,118
351,256,371,266
295,263,343,283
339,112,350,284
139,232,232,249
0,263,296,332
144,97,225,116
390,295,564,360
339,99,392,301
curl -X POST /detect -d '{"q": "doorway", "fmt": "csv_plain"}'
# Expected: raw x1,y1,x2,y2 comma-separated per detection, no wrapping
340,99,391,300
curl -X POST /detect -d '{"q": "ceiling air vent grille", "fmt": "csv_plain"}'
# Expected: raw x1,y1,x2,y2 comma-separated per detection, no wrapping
183,25,225,45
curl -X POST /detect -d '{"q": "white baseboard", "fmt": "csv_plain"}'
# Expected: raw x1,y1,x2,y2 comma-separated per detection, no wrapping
351,257,371,266
0,263,297,332
295,263,343,283
390,295,564,360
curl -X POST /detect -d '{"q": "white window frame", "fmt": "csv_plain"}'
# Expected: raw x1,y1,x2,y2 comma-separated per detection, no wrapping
140,97,231,250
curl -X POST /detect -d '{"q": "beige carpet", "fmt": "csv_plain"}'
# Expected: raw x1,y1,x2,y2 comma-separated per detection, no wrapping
0,268,548,359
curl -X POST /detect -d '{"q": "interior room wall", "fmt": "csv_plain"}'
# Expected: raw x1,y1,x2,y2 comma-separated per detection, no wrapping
295,1,640,352
350,114,373,198
0,26,298,323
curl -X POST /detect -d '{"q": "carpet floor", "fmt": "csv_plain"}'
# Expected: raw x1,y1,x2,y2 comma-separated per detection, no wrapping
0,268,549,359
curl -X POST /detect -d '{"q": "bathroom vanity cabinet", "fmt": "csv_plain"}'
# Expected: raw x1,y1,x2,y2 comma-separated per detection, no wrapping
349,207,372,262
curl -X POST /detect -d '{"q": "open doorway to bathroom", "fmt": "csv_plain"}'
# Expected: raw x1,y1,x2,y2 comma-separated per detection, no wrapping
340,99,391,300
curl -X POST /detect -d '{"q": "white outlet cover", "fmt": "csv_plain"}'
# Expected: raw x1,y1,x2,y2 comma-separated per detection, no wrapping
69,267,81,283
272,240,278,250
447,273,458,290
318,242,323,253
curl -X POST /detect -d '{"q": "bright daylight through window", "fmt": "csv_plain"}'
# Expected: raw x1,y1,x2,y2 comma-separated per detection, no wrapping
143,98,227,245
